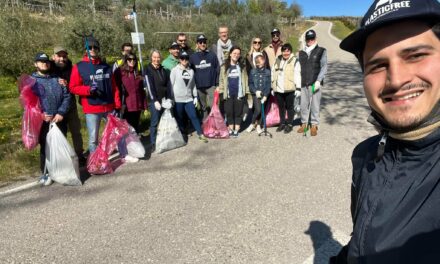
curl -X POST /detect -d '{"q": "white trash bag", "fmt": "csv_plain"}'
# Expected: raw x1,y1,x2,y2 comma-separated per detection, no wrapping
45,123,82,186
156,99,186,154
126,126,145,158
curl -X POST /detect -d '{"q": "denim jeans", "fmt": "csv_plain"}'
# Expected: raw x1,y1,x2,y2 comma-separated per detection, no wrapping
149,103,163,146
174,102,202,136
85,112,109,153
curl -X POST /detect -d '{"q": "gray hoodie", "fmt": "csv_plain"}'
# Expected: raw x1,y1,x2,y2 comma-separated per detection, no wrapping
170,65,197,103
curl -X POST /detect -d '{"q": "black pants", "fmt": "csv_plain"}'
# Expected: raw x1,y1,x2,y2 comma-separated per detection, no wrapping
224,97,244,127
276,92,295,125
251,94,263,125
123,110,142,133
39,120,68,174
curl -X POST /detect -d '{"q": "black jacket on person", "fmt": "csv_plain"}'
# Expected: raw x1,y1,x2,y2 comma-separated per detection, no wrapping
51,59,73,83
332,125,440,263
144,63,171,103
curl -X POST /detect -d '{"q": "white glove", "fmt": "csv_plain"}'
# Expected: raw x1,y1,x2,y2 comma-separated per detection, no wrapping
193,97,198,107
294,89,301,97
256,91,262,98
271,90,275,96
313,81,321,93
154,101,161,111
261,96,267,104
248,101,253,109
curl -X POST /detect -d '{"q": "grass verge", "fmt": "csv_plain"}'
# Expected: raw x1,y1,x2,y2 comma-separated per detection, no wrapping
331,20,353,41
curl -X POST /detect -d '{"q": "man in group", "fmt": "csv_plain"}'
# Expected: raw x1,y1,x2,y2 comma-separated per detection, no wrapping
69,36,121,154
189,34,220,120
51,46,86,165
112,42,134,72
297,29,327,136
162,41,180,74
263,28,283,68
211,26,233,66
176,32,193,56
332,0,440,262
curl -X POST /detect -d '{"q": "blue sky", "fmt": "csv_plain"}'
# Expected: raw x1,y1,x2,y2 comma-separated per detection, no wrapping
288,0,372,17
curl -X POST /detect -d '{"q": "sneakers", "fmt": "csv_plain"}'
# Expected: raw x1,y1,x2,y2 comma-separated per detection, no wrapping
198,134,209,143
231,130,239,138
123,155,139,163
38,174,53,186
297,124,307,133
311,125,318,136
276,124,285,132
284,124,293,134
256,125,263,134
228,129,234,137
246,125,255,133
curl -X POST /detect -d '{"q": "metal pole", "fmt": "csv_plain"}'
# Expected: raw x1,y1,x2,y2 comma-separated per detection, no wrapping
132,11,144,74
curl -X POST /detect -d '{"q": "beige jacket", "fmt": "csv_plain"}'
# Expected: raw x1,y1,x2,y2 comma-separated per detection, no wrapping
263,42,283,68
218,64,251,102
271,55,302,92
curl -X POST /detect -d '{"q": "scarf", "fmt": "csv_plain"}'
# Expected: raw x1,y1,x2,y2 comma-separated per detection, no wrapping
305,43,317,56
217,39,232,65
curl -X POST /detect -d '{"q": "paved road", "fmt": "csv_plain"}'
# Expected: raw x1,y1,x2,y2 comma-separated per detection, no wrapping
0,21,375,264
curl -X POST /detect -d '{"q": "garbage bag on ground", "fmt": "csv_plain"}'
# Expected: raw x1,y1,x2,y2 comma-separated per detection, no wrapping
156,99,186,154
45,123,82,186
126,126,145,158
202,90,229,139
265,95,288,127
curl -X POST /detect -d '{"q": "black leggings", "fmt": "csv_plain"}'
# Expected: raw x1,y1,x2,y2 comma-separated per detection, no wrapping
276,92,295,125
123,111,142,133
224,97,244,126
251,94,263,125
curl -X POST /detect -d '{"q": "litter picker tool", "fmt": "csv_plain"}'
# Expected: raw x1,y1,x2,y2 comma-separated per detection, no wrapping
303,84,315,137
258,100,272,138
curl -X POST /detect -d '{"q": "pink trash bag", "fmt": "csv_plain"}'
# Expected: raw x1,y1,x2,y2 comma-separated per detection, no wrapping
202,90,229,139
265,95,287,127
18,74,43,150
87,115,130,175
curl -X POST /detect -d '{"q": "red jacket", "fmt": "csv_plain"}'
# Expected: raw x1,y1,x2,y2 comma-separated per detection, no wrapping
69,55,121,114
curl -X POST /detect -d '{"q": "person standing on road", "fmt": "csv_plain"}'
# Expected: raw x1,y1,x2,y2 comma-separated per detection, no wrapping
51,46,86,165
170,51,209,143
69,36,121,154
189,34,220,121
263,28,283,69
271,43,302,134
144,49,171,153
218,46,250,138
32,52,71,186
162,41,180,75
211,26,233,66
332,0,440,263
297,29,327,136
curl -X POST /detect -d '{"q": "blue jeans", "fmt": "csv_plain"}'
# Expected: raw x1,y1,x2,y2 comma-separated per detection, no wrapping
149,103,163,146
175,102,202,136
85,112,109,153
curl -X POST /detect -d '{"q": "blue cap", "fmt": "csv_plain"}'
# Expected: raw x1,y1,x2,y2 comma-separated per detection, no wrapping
196,34,207,42
35,52,50,62
340,0,440,55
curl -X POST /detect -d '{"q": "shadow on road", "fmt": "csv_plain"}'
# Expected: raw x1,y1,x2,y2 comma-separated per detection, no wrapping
305,220,343,264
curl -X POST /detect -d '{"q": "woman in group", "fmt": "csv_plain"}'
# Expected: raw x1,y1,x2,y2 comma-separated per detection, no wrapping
170,50,208,143
144,49,171,152
218,46,251,138
114,52,147,133
245,37,269,73
271,43,301,134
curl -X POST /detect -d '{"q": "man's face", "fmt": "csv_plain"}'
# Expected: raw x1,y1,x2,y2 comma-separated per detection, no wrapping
177,36,187,48
363,20,440,130
306,38,317,47
88,45,99,58
271,32,280,42
219,27,229,42
52,52,68,68
122,46,132,55
282,49,292,60
197,40,207,51
170,47,179,58
34,61,50,74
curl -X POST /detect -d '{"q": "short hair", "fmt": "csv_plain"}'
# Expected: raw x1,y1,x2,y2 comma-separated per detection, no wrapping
281,43,293,52
176,33,186,39
150,49,161,60
121,42,133,51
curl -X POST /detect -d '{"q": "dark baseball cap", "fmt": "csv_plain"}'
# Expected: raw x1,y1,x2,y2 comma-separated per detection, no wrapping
35,52,50,62
305,29,316,40
340,0,440,55
169,41,180,49
271,28,281,34
179,50,190,59
196,34,207,42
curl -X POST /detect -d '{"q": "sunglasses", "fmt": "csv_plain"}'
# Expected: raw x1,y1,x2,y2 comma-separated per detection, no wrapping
197,41,207,44
177,39,186,42
271,34,280,37
89,46,99,50
127,58,136,62
253,41,262,44
180,57,189,61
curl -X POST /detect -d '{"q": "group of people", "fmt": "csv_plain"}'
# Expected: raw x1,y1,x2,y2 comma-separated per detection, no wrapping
28,25,328,183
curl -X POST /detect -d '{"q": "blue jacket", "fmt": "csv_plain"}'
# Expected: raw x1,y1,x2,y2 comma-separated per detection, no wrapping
31,72,70,116
189,50,219,89
248,67,271,97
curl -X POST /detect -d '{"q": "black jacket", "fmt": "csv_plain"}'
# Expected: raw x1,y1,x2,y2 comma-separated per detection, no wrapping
333,127,440,263
144,63,171,103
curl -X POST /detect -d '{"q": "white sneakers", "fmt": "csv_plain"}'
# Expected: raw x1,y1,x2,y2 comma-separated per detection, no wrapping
256,126,263,134
123,155,139,163
246,125,255,133
39,174,53,186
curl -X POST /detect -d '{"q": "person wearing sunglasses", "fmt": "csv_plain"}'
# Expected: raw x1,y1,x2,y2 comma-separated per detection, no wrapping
171,51,209,143
176,32,193,56
112,42,138,72
69,36,121,154
189,34,220,121
245,37,269,73
263,28,283,69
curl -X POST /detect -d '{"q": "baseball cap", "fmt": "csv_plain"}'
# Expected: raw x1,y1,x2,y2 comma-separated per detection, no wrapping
271,28,281,35
169,41,180,49
35,52,50,62
54,46,68,54
179,50,190,59
196,34,207,42
340,0,440,55
305,30,316,40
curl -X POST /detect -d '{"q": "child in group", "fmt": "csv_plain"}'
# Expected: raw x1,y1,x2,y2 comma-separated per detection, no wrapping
247,54,271,134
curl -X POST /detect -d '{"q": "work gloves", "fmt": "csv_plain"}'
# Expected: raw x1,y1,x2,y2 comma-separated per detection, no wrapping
111,109,121,118
294,89,301,97
256,91,262,98
89,81,103,97
261,96,267,104
154,101,161,111
193,97,199,108
313,81,321,93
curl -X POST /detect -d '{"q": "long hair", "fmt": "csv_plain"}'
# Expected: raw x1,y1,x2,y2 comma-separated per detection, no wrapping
248,37,262,57
121,52,141,78
224,46,244,74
